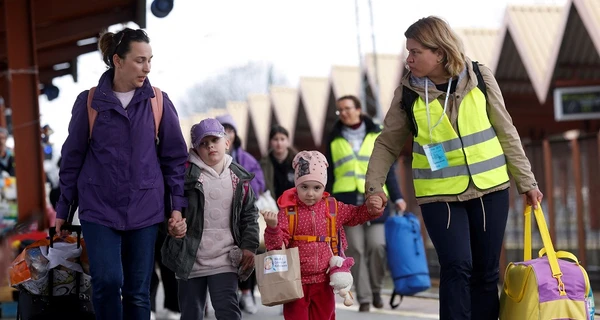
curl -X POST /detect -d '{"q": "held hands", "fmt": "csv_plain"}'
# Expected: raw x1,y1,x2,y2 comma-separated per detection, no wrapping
168,210,187,238
525,187,544,209
366,192,387,216
261,210,278,228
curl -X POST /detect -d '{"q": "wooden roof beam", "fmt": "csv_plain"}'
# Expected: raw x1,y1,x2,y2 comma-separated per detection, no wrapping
0,0,134,31
38,62,77,84
0,7,132,56
35,8,134,49
36,42,97,69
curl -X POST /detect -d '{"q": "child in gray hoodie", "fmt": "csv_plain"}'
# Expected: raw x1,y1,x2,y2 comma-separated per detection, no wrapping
162,118,260,320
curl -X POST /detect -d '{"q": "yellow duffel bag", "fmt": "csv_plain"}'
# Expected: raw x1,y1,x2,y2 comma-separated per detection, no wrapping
500,204,591,320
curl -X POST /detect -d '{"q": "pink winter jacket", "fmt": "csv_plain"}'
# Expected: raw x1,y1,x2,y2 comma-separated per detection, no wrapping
264,188,380,284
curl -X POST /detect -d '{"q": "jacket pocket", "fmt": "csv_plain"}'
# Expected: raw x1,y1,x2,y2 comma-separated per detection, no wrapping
298,242,321,276
89,110,115,149
139,178,158,190
161,236,184,273
139,162,160,189
78,172,111,213
131,183,161,225
83,172,108,186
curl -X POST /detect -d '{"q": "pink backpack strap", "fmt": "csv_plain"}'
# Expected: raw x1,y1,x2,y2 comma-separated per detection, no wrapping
327,197,337,217
87,87,98,140
242,181,249,205
88,86,163,143
151,87,163,143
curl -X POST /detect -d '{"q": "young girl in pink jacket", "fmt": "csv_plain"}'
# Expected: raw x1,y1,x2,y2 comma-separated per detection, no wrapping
262,150,384,320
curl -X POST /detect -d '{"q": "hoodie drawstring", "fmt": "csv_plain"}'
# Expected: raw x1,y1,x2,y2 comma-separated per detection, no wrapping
446,202,451,229
479,197,487,232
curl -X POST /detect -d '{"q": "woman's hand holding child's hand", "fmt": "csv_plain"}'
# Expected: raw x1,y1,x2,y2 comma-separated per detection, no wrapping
261,210,278,228
168,210,187,238
366,194,385,216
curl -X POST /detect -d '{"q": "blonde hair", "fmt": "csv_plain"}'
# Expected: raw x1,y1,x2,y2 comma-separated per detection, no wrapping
405,16,465,77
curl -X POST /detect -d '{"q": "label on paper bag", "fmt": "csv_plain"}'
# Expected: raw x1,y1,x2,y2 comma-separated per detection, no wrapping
423,144,449,171
263,254,288,274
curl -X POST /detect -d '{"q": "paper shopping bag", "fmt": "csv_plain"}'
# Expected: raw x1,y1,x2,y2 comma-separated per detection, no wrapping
255,245,303,306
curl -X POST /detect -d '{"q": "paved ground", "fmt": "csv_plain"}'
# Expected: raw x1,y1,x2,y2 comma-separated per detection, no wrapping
155,285,440,320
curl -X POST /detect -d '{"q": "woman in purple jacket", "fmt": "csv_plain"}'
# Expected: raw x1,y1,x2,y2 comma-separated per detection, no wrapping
55,28,188,320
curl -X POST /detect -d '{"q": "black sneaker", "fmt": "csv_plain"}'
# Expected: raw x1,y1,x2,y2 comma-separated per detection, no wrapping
373,293,384,309
359,303,370,312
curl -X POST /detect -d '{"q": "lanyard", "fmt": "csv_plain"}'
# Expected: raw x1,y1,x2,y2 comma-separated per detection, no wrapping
425,78,453,144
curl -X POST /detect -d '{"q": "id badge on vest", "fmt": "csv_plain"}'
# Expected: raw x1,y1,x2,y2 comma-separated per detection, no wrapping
423,144,448,171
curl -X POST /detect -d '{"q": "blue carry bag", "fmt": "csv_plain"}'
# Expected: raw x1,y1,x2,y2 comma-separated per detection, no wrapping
385,211,431,308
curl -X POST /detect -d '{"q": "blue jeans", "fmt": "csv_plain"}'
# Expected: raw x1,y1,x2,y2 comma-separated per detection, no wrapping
81,221,158,320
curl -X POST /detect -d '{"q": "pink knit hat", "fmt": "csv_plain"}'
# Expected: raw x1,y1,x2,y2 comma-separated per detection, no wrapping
293,150,328,187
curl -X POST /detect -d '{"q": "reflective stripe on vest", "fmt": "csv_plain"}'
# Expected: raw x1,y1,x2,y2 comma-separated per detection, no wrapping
411,87,509,197
331,133,389,195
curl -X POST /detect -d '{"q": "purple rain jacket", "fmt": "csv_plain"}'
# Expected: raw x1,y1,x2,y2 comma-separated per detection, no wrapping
233,147,265,195
55,69,188,230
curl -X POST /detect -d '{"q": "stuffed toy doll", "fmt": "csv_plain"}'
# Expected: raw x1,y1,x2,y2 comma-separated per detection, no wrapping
328,255,355,306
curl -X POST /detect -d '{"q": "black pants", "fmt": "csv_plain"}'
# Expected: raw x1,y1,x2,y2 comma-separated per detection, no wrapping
238,271,256,292
178,273,241,320
150,230,180,313
238,248,264,296
420,189,509,320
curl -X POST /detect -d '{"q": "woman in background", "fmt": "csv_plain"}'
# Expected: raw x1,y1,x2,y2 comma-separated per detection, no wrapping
260,125,297,200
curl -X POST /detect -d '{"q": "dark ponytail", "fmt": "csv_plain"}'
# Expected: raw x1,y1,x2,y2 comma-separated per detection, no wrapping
98,28,150,68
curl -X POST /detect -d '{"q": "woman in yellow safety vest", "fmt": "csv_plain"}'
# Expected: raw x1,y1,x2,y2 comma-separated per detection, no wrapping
364,16,543,320
325,95,407,313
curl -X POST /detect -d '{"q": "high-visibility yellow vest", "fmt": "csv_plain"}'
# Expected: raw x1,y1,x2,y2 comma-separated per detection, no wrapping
331,132,389,195
411,87,509,197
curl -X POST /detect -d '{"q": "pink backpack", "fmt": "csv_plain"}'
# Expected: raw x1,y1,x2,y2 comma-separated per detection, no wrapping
87,87,163,143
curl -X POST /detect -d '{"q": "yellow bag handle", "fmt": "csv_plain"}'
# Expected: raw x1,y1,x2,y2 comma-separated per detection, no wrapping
524,204,566,295
538,248,579,264
538,248,591,297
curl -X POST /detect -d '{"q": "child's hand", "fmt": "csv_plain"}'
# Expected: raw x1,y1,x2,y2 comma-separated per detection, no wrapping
366,194,385,216
240,249,255,271
261,210,278,228
395,199,407,213
168,210,187,238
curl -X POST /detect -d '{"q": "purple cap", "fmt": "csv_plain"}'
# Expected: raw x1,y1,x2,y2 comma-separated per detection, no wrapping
191,118,226,147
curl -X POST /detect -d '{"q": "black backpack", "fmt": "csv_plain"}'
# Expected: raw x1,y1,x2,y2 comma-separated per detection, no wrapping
401,61,487,137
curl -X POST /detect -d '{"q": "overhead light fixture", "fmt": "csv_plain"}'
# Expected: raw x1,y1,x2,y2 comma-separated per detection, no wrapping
42,83,60,101
151,0,174,18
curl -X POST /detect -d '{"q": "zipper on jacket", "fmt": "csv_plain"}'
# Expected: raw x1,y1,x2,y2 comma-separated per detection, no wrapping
454,95,474,187
312,209,318,272
410,104,419,137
